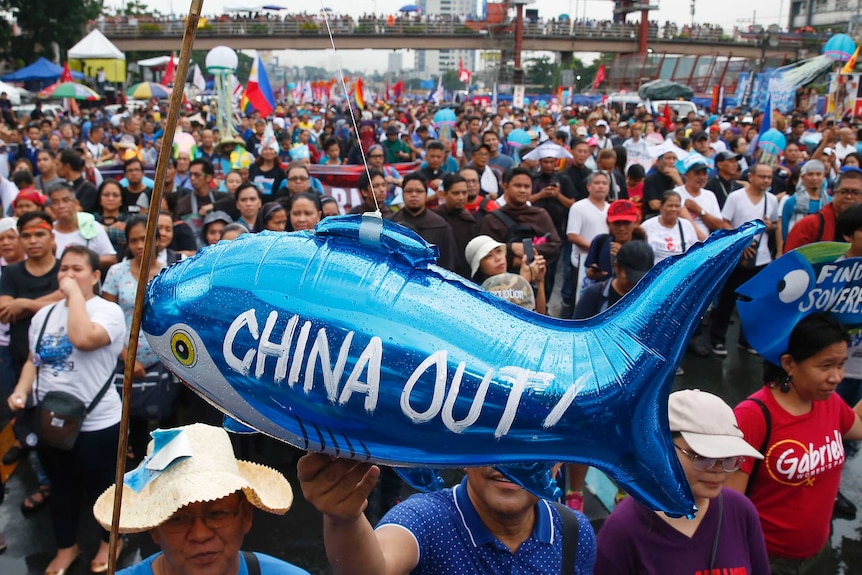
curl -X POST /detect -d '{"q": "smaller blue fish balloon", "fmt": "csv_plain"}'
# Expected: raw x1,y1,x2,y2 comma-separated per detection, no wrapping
738,242,862,365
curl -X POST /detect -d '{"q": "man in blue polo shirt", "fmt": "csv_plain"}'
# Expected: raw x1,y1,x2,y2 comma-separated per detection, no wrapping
298,456,596,575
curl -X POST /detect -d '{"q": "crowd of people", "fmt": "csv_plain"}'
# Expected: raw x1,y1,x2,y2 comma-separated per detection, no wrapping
0,87,860,575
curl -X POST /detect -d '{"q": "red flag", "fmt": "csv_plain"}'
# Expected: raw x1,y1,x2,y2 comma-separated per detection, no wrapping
458,58,471,84
355,76,366,109
385,78,391,101
662,103,673,127
164,52,176,85
593,64,606,90
60,62,73,83
393,80,404,99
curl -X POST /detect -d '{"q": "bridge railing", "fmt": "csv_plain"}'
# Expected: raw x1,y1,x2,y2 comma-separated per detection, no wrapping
87,17,763,45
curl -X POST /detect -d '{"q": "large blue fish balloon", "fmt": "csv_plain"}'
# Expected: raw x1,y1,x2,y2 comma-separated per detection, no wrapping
143,214,763,517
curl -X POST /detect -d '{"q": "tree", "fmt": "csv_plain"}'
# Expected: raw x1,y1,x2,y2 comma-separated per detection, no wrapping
107,0,160,17
442,69,461,92
2,0,103,63
526,56,557,92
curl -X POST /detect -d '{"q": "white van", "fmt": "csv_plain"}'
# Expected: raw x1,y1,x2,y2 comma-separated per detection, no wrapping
647,100,698,118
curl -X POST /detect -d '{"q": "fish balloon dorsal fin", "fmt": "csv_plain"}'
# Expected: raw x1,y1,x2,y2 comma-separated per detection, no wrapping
315,214,440,268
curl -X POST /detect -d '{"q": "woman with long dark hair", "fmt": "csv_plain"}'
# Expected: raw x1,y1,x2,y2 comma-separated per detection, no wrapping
102,217,170,464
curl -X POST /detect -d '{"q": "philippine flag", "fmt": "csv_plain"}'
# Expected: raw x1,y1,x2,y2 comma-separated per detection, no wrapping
245,55,275,117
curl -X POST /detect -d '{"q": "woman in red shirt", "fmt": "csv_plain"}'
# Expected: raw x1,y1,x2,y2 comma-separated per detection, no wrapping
729,312,862,573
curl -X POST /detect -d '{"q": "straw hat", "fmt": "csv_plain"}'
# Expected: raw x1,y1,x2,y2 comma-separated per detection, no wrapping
93,423,293,533
218,135,246,149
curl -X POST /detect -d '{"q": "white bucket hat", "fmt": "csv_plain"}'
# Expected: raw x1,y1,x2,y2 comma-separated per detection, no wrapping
93,423,293,533
465,235,505,278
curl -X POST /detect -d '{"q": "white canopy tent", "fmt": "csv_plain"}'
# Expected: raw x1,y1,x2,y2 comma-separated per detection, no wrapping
67,29,126,82
68,30,125,60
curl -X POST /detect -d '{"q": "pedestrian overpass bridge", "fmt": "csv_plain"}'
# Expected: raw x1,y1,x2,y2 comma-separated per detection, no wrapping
92,18,810,60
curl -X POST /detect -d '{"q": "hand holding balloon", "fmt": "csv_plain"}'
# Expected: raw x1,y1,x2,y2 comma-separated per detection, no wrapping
298,453,380,525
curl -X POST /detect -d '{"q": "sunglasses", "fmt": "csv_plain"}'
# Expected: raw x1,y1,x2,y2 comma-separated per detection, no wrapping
674,444,744,473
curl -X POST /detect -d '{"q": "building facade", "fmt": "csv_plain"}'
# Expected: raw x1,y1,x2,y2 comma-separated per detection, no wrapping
414,0,477,79
789,0,859,29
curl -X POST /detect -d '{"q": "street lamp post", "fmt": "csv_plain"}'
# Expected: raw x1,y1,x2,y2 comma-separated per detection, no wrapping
575,74,581,93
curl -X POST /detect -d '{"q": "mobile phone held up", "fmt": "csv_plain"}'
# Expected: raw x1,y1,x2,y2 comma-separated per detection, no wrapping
522,238,535,264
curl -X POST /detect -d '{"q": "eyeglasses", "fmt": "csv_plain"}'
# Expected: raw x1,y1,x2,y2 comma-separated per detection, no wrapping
368,154,384,159
674,444,744,472
288,176,310,182
834,188,862,198
161,502,242,533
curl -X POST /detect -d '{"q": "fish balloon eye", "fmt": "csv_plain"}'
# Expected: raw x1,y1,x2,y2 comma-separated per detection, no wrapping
170,330,196,367
777,269,810,304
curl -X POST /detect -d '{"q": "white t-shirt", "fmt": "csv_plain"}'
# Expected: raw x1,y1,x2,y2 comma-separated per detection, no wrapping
53,225,116,258
28,298,125,432
836,141,856,163
709,139,728,154
721,189,779,267
673,185,722,238
641,216,700,264
566,199,609,266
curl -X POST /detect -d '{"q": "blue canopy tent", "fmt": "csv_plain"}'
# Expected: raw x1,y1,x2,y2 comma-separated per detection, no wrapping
1,58,84,83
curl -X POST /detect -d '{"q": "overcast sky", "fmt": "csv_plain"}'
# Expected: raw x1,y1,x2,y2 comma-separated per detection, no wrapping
118,0,787,72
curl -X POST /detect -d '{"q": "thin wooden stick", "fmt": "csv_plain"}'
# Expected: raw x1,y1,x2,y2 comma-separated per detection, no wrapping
107,0,204,572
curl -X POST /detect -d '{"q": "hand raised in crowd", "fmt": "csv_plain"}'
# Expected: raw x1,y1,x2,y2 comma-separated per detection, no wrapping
659,162,682,185
541,183,560,199
586,263,608,280
58,276,82,299
520,253,546,285
683,199,702,217
6,390,26,412
297,453,380,524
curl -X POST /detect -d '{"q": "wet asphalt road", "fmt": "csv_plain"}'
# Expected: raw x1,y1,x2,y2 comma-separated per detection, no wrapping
1,320,862,574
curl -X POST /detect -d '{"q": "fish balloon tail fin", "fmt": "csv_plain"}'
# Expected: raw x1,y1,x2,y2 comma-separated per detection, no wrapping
573,221,763,517
594,221,765,361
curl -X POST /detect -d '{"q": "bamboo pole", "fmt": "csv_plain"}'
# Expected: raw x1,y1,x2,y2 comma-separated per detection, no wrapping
107,0,204,572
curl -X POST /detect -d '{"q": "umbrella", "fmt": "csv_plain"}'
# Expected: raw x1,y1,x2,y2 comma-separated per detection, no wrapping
506,129,532,149
126,82,172,99
399,4,420,12
433,108,456,127
38,82,100,100
522,142,573,161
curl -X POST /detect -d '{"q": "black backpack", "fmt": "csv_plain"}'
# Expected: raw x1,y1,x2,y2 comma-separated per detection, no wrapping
489,209,535,243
